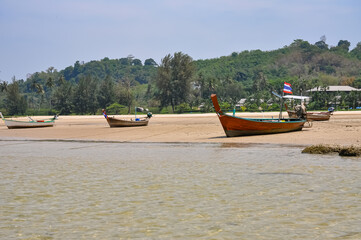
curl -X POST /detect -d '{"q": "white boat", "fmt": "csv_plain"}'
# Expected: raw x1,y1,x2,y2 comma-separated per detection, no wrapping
0,112,57,129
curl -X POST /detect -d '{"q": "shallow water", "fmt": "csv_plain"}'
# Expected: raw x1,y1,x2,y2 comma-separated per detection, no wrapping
0,141,360,239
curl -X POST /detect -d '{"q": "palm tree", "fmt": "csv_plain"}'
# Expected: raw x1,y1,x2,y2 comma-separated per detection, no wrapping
46,77,54,110
30,79,38,92
0,81,7,111
57,75,65,86
0,81,8,92
36,84,45,110
46,77,54,88
30,79,45,110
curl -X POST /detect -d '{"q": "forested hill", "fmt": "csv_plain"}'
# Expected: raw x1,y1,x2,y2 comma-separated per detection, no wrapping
194,39,361,93
23,38,361,93
2,38,361,115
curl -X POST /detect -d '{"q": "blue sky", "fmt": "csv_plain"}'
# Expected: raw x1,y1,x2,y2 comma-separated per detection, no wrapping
1,0,361,82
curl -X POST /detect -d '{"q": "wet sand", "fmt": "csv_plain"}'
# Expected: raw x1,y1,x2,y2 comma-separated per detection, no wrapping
1,112,360,146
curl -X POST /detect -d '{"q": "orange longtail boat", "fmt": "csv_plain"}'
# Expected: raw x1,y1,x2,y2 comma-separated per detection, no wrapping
211,94,306,137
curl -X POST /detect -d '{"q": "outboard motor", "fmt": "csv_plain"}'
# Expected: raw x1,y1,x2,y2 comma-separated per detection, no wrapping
294,105,306,119
328,107,335,114
147,112,153,118
136,107,144,112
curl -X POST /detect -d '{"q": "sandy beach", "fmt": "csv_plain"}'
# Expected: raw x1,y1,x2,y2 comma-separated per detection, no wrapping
1,111,360,146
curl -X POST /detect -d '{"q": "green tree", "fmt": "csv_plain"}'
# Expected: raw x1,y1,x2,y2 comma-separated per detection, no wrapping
46,76,54,89
156,52,195,112
315,40,328,50
57,75,65,86
156,54,172,109
115,56,136,113
73,76,98,114
97,75,115,108
0,81,8,92
116,78,134,114
223,82,245,107
330,40,351,54
252,70,267,92
132,59,142,66
45,76,55,110
144,58,158,66
53,80,73,115
337,40,351,52
0,81,7,111
29,78,45,110
315,35,328,50
5,78,27,115
350,42,361,60
36,84,45,110
197,74,217,99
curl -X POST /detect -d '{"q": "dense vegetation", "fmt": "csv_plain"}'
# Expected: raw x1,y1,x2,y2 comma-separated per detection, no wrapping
1,38,361,116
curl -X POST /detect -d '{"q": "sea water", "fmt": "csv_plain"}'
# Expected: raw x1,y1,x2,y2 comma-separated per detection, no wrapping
0,140,360,239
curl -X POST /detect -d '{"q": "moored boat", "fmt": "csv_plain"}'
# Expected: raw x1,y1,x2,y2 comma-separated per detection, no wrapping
285,104,333,121
102,109,152,127
211,94,306,137
0,112,57,129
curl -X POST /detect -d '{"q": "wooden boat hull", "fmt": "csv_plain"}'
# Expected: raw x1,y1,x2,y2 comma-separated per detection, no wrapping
211,94,306,137
106,117,149,127
4,119,55,129
287,110,331,121
216,114,305,137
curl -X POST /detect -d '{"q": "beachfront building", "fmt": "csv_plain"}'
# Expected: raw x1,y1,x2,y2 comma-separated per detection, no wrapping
307,85,361,93
306,85,361,110
235,98,247,108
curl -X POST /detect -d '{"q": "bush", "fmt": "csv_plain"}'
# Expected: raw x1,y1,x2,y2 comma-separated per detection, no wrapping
239,106,246,112
26,108,55,116
146,107,159,114
200,101,213,113
269,103,280,111
220,102,231,111
260,102,269,111
246,103,259,112
159,106,172,114
176,103,191,113
106,103,128,114
0,108,6,115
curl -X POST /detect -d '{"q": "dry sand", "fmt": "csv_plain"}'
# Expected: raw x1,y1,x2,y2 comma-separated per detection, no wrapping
1,112,360,146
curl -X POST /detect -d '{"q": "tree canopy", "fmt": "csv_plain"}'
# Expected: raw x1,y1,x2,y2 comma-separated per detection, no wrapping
2,38,361,115
156,52,195,112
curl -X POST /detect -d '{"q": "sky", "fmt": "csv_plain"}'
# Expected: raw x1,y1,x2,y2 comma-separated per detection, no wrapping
1,0,361,82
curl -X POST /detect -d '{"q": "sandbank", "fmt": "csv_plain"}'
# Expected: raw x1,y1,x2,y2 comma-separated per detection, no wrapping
1,111,360,146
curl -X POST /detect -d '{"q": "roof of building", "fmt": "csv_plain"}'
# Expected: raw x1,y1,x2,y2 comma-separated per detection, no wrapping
307,86,361,92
